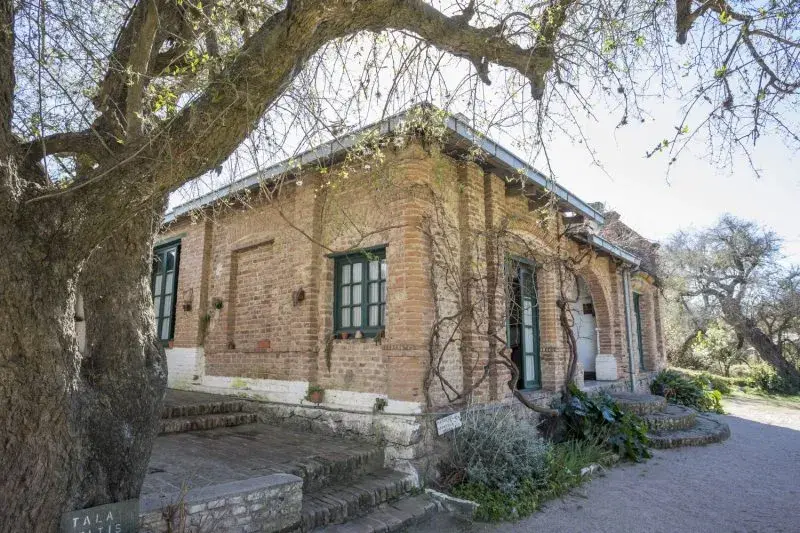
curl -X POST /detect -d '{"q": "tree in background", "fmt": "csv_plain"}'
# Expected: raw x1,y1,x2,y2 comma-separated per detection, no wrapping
2,0,800,528
691,321,747,377
663,215,800,384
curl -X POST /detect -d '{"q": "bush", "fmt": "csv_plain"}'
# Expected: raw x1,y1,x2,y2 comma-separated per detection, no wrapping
749,363,799,394
442,408,551,495
451,438,614,522
561,385,651,462
651,369,724,413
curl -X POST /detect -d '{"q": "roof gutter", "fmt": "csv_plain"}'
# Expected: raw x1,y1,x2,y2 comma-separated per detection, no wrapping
165,107,606,226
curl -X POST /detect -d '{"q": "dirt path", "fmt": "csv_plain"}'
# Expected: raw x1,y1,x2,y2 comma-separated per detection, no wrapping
420,395,800,533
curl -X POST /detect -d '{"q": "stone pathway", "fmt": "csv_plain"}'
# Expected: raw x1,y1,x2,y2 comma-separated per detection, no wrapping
419,394,800,533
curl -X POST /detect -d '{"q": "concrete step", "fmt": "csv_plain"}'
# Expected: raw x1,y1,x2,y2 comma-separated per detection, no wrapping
300,469,417,532
313,495,437,533
158,412,259,434
161,398,248,419
643,404,698,432
288,447,386,493
610,392,667,416
648,414,731,449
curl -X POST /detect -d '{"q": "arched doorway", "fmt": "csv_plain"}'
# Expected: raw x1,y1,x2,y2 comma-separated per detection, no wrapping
570,276,598,380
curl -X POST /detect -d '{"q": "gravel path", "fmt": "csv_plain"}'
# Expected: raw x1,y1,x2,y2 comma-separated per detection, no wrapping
420,395,800,533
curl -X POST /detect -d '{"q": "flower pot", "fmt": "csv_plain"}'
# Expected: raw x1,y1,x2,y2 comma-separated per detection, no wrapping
308,390,324,404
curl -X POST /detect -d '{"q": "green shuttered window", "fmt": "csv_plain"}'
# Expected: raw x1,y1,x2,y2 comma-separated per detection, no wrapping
334,249,386,336
152,242,180,343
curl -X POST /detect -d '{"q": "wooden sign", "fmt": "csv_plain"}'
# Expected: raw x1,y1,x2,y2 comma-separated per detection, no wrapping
436,412,462,435
60,500,139,533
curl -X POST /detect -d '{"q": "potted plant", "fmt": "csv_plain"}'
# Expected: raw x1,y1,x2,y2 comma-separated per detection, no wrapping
306,384,325,404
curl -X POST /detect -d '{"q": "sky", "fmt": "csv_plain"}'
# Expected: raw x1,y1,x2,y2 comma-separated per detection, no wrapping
526,102,800,265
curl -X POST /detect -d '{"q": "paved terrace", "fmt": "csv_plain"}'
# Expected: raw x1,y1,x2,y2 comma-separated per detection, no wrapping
143,390,377,497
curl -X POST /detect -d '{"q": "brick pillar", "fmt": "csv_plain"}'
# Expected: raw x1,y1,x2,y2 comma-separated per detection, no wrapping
538,265,567,391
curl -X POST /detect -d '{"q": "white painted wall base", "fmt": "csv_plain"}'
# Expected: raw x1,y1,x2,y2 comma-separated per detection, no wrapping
165,347,203,387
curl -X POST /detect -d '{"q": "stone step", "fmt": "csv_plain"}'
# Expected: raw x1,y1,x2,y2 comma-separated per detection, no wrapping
648,414,731,449
300,469,417,532
610,392,667,416
158,412,259,435
288,447,386,493
161,399,248,419
643,404,698,432
313,495,437,533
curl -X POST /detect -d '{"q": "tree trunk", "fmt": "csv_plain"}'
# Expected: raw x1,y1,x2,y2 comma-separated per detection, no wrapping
0,160,167,530
721,300,800,385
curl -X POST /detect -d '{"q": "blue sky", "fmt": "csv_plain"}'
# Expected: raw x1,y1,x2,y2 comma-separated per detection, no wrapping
526,103,800,265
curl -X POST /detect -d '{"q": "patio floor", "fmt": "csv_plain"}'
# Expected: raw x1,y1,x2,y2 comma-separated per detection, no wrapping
143,390,378,497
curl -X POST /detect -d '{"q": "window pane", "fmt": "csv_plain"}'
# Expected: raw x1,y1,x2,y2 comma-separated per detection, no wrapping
160,317,171,340
380,259,387,280
341,285,350,306
369,305,379,326
380,281,386,303
369,282,379,304
352,283,362,305
352,262,362,283
352,306,362,327
154,275,163,295
523,297,533,324
164,273,174,294
369,260,379,281
163,295,172,317
342,264,351,284
166,250,175,271
380,304,385,325
341,307,350,328
524,327,534,354
153,296,162,318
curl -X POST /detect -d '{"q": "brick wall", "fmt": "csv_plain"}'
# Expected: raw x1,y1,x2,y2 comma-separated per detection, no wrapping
160,141,666,410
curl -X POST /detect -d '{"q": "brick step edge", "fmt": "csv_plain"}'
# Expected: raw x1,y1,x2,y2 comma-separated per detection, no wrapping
300,470,416,532
159,412,259,435
644,404,698,432
162,400,248,419
648,414,731,449
288,448,386,493
312,495,437,533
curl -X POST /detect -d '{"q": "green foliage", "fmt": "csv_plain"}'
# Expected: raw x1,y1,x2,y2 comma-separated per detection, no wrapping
692,323,747,376
651,369,724,413
451,438,614,522
749,363,799,394
443,409,551,496
561,385,651,462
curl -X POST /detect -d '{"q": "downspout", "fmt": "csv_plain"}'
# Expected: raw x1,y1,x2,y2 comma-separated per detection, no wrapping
622,267,636,393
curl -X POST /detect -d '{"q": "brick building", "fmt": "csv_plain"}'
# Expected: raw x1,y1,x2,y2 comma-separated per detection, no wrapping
153,109,666,446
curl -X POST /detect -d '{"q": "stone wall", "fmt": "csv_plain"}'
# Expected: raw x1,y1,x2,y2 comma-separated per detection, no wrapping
139,474,302,533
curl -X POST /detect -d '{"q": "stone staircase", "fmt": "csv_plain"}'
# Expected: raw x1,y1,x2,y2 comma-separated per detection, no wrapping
610,392,731,449
289,445,436,532
159,396,258,434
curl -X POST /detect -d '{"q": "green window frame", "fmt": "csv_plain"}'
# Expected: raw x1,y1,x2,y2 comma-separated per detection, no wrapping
152,242,181,343
633,292,645,371
333,248,387,336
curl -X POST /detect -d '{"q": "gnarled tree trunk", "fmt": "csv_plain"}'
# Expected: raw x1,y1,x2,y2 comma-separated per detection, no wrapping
0,158,167,530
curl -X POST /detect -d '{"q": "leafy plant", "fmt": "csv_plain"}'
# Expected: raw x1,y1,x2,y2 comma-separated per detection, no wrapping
749,363,799,394
650,369,724,413
561,385,651,462
305,384,325,403
441,408,551,495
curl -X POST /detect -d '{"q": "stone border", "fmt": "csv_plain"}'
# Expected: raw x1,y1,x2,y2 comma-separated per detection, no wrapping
140,474,302,533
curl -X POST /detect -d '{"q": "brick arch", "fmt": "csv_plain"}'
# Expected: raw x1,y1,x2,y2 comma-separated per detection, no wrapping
575,266,615,357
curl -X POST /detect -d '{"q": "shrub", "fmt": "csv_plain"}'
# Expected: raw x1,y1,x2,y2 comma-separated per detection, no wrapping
442,408,551,495
749,363,799,394
561,385,651,462
451,437,614,522
650,369,724,413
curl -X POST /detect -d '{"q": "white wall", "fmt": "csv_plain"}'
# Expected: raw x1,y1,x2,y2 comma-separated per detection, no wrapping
570,277,598,373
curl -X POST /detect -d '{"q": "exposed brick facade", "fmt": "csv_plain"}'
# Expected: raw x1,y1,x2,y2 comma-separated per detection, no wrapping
159,141,666,410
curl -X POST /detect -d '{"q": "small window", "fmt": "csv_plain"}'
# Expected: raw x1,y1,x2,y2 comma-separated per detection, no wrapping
334,248,386,336
152,242,181,343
